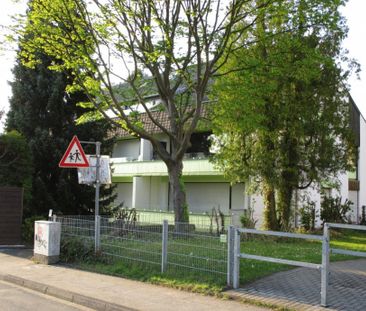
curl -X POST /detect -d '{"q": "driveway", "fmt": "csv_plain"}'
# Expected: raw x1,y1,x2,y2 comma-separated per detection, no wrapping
227,259,366,311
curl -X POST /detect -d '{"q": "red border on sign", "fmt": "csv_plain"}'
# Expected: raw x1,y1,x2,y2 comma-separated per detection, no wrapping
59,135,90,168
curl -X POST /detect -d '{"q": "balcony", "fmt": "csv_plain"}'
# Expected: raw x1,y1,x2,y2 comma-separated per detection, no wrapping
111,158,221,177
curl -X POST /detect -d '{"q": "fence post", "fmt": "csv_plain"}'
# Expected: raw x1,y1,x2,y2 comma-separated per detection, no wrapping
321,223,330,307
95,215,101,253
227,225,235,287
48,209,53,221
233,228,240,289
161,219,168,273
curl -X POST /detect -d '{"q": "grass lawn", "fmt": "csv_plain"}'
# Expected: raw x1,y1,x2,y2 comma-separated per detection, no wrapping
237,229,362,284
61,228,366,296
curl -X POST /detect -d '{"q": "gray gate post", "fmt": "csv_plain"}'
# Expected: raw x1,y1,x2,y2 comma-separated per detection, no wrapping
233,228,240,289
321,223,330,307
95,215,101,253
161,220,168,273
95,141,101,253
227,225,235,287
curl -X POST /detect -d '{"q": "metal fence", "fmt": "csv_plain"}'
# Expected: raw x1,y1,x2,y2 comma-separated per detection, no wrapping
56,215,366,307
228,227,325,293
228,223,366,307
166,222,227,275
328,223,366,258
135,210,232,230
56,215,227,277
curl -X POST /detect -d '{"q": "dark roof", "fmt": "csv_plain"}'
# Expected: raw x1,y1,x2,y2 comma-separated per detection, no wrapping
110,105,211,138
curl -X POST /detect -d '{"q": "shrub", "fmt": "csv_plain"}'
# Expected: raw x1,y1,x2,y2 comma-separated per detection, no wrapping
300,200,317,231
240,207,257,229
22,216,45,244
360,206,366,225
209,206,226,235
60,236,94,263
320,196,352,225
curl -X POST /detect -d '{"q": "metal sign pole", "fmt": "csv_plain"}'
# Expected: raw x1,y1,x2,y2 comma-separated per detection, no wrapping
95,141,101,253
60,137,102,254
79,139,101,254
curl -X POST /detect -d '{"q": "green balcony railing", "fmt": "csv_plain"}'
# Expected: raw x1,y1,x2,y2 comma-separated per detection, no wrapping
111,158,220,177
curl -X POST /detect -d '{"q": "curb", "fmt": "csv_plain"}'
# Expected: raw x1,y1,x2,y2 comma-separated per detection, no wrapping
0,245,26,248
225,290,331,311
0,274,138,311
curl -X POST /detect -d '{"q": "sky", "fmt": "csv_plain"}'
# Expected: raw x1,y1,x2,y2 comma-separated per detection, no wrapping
1,0,366,132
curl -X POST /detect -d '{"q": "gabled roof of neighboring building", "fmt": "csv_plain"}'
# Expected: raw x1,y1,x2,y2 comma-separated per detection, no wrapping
110,105,211,138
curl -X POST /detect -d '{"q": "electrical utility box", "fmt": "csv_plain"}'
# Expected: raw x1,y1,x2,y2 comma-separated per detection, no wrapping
34,221,61,264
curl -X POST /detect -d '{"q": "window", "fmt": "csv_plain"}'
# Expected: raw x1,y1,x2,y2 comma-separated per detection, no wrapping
152,141,167,160
185,131,212,158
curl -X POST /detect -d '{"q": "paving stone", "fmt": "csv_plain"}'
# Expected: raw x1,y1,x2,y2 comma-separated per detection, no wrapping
227,259,366,311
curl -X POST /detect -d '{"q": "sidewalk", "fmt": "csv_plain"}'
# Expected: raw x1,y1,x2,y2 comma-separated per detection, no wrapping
0,249,268,311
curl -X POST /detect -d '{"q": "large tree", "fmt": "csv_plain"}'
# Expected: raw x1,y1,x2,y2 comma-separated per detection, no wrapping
212,0,357,230
15,0,270,223
0,130,33,213
7,49,117,217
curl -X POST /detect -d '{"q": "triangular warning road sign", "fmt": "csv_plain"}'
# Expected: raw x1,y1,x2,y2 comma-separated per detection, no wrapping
59,136,90,168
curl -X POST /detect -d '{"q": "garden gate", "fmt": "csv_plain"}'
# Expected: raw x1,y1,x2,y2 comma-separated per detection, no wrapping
227,223,366,307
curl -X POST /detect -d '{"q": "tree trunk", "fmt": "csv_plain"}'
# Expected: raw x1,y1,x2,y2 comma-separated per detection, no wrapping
167,160,189,224
262,181,279,230
277,184,294,231
277,133,298,231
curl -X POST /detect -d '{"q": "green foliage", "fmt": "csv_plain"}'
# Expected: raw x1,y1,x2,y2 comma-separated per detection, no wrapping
240,207,258,229
77,259,225,297
179,176,189,223
63,229,365,296
11,0,253,223
208,206,226,235
300,200,318,231
104,204,138,229
212,0,356,231
6,43,117,217
22,215,45,244
60,236,94,263
360,206,366,226
0,130,33,206
320,197,353,225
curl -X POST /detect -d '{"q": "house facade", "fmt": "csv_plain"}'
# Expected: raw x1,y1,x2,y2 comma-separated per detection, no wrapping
110,99,366,227
110,130,248,226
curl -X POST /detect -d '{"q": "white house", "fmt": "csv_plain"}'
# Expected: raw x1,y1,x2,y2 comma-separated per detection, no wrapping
110,98,366,227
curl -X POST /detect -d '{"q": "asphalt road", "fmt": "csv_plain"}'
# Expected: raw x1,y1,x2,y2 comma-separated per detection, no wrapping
0,280,93,311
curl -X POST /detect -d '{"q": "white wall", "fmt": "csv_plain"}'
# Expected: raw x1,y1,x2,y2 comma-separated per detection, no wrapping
149,177,169,210
113,139,140,159
139,139,153,161
185,183,230,214
359,117,366,216
115,183,133,208
338,172,349,204
132,177,150,209
132,176,169,210
251,193,265,229
301,185,322,227
231,183,246,210
349,190,359,222
230,184,246,226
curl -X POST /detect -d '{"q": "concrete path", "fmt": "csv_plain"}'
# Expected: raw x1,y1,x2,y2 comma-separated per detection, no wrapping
0,249,268,311
227,259,366,311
